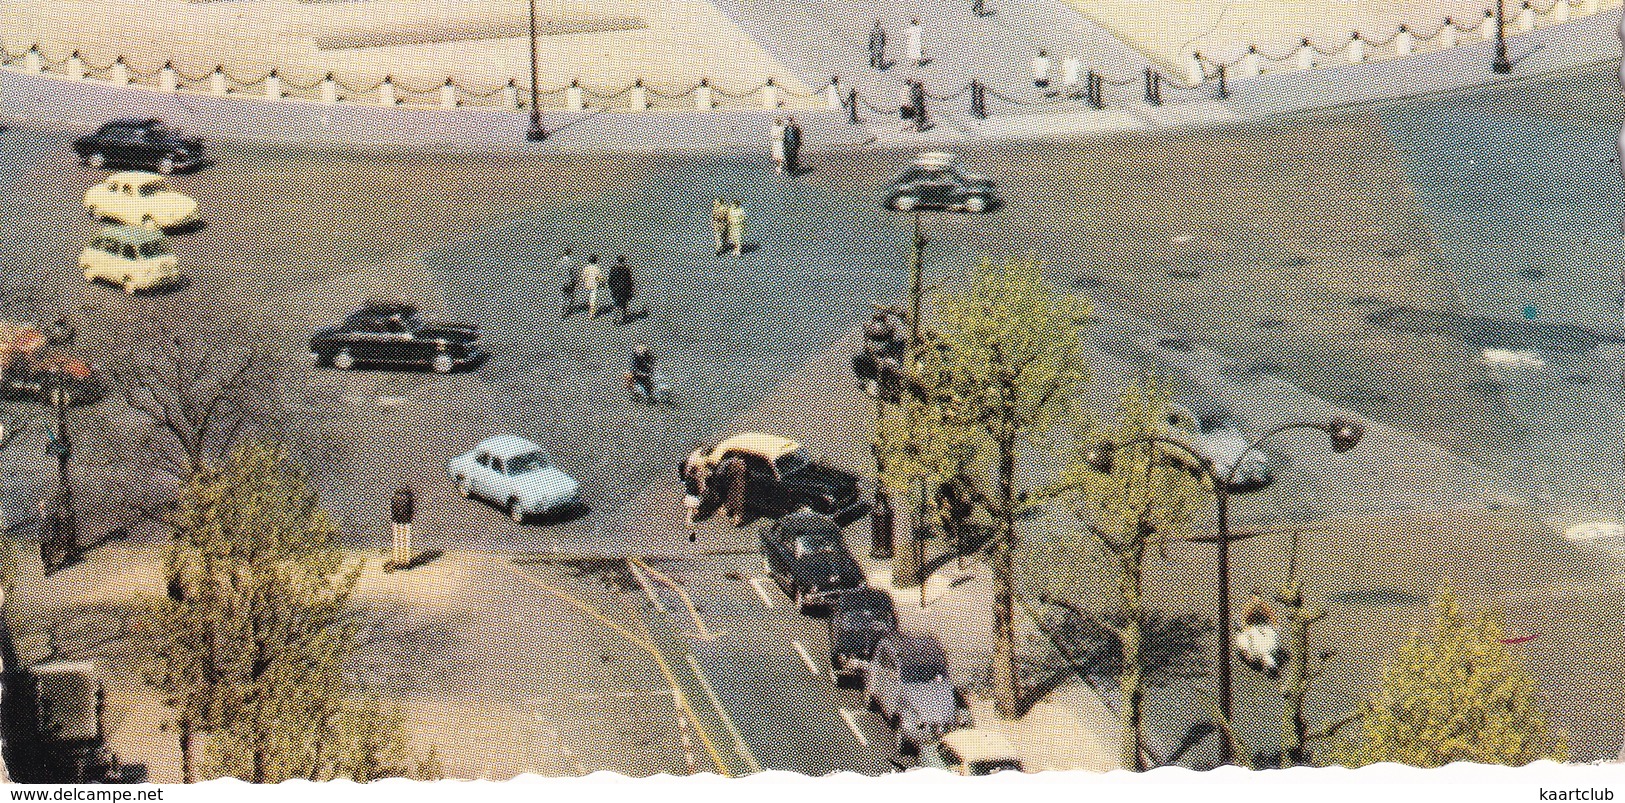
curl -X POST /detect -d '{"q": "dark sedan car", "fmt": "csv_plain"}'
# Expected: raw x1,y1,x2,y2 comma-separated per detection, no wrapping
883,152,998,213
761,511,866,613
309,302,483,374
686,434,868,526
828,587,899,685
73,119,208,174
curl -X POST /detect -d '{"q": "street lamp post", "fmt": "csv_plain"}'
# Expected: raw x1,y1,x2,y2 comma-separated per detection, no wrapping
526,0,548,141
1083,419,1363,766
1492,0,1513,73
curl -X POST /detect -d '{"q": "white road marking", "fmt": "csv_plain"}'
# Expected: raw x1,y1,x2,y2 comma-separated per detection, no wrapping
627,558,669,612
791,639,820,676
376,395,408,407
686,653,760,771
839,708,870,747
747,577,776,607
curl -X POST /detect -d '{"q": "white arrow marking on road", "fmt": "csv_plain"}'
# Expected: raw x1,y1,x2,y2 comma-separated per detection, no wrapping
839,708,870,748
628,558,669,612
747,577,776,607
791,639,820,676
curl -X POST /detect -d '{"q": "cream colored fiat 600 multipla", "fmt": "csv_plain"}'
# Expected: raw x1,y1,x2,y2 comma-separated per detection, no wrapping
82,171,201,231
79,226,182,294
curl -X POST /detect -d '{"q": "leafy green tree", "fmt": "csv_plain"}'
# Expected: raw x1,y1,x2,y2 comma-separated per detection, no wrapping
1338,585,1567,768
147,442,438,782
882,256,1091,717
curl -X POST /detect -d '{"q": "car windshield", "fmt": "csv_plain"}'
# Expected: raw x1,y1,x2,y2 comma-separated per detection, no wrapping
839,609,888,631
506,451,551,475
901,655,948,683
138,241,171,258
138,182,168,196
774,448,811,476
795,526,840,554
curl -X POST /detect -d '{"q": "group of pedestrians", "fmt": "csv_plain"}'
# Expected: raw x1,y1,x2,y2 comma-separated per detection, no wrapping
868,18,926,71
768,116,804,175
710,198,747,256
556,247,640,324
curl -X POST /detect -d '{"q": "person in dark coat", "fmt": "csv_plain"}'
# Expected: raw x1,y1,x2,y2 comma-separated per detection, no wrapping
868,20,888,69
608,255,636,324
909,79,929,131
782,116,803,175
390,484,414,568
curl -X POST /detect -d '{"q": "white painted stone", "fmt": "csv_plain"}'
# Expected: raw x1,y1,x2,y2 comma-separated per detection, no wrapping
628,83,647,110
159,66,177,92
824,81,841,110
1482,11,1498,41
209,69,226,96
1439,21,1458,49
320,77,337,104
696,84,714,109
379,79,396,106
1554,0,1570,23
67,55,84,81
761,82,778,109
1240,49,1261,77
566,84,584,112
110,60,128,85
1185,53,1204,85
1296,44,1314,70
440,82,457,109
1396,29,1414,56
1347,36,1365,63
1519,4,1536,30
24,48,41,74
265,73,281,100
503,82,519,110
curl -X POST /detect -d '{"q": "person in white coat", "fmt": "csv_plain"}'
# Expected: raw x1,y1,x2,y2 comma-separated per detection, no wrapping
770,117,786,174
1061,56,1082,94
1032,49,1051,88
906,18,923,66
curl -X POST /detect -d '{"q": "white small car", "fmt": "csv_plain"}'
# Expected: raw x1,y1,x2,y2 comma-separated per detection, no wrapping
78,226,182,294
1167,403,1274,493
83,171,200,231
448,435,581,524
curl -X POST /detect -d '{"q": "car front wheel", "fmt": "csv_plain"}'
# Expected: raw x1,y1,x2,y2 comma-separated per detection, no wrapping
891,195,918,212
123,277,137,294
457,476,473,498
141,216,157,230
432,354,454,374
86,152,106,168
508,499,526,524
331,350,355,370
157,157,176,175
963,195,987,213
87,206,100,220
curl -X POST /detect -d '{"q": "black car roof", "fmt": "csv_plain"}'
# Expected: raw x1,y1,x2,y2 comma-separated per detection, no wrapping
103,118,161,128
776,510,840,538
356,300,419,317
886,631,948,668
836,587,895,615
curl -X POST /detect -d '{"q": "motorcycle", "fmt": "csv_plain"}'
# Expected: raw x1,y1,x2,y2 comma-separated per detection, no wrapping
625,370,673,405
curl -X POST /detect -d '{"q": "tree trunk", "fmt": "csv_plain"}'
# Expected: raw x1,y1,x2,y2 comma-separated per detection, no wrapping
891,487,922,588
992,438,1019,718
180,719,195,784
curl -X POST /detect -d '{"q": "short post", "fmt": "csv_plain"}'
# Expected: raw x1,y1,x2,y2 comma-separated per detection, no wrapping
969,78,987,118
1518,1,1535,31
1215,63,1228,99
1481,10,1497,42
1240,45,1261,77
159,61,178,93
1296,37,1314,70
696,78,714,110
67,51,85,81
209,65,227,96
1186,51,1204,85
439,77,457,109
389,484,415,571
1553,0,1569,23
1086,70,1102,108
1396,25,1414,56
825,76,842,110
847,87,861,124
110,57,128,86
870,491,895,560
1347,32,1365,63
24,45,41,75
379,75,396,106
1144,67,1159,104
503,78,520,110
628,78,648,111
320,72,337,104
761,76,779,109
566,79,584,112
1439,18,1458,49
265,69,282,100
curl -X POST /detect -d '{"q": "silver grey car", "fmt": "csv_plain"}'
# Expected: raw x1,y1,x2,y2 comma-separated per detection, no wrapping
866,631,964,755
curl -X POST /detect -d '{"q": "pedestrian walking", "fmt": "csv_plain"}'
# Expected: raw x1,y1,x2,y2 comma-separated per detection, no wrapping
711,197,730,255
726,200,745,256
770,117,786,174
389,484,414,569
608,255,636,324
556,247,577,316
909,78,929,131
905,18,923,66
1032,49,1052,88
1061,56,1082,95
868,20,888,69
971,0,988,16
580,254,605,318
783,116,803,175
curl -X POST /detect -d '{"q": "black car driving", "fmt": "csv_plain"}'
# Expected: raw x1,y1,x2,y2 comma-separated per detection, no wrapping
828,587,899,685
761,511,866,613
883,152,998,213
73,119,208,174
309,302,483,374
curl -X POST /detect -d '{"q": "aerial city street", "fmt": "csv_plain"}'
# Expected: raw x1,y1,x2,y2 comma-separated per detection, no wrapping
0,0,1622,785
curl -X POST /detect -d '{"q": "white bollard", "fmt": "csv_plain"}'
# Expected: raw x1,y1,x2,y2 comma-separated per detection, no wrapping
1554,0,1570,22
762,78,779,110
209,67,227,96
379,77,396,106
566,80,584,112
440,79,457,109
1439,18,1458,49
1296,39,1314,70
1481,10,1497,41
1240,46,1261,77
1185,52,1204,85
265,70,282,100
1396,26,1414,56
503,79,519,110
159,64,177,92
696,80,714,110
110,58,129,86
24,47,41,75
67,52,85,81
629,80,648,110
1518,2,1535,30
320,75,337,104
1347,33,1365,63
825,79,841,110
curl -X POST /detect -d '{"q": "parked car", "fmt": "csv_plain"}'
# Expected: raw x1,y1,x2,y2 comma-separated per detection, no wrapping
447,435,581,524
78,227,181,294
919,729,1025,775
0,322,103,406
684,434,867,526
827,586,898,686
761,511,865,613
1166,403,1274,492
309,301,483,374
83,171,200,231
883,152,999,213
72,119,207,174
867,630,964,755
